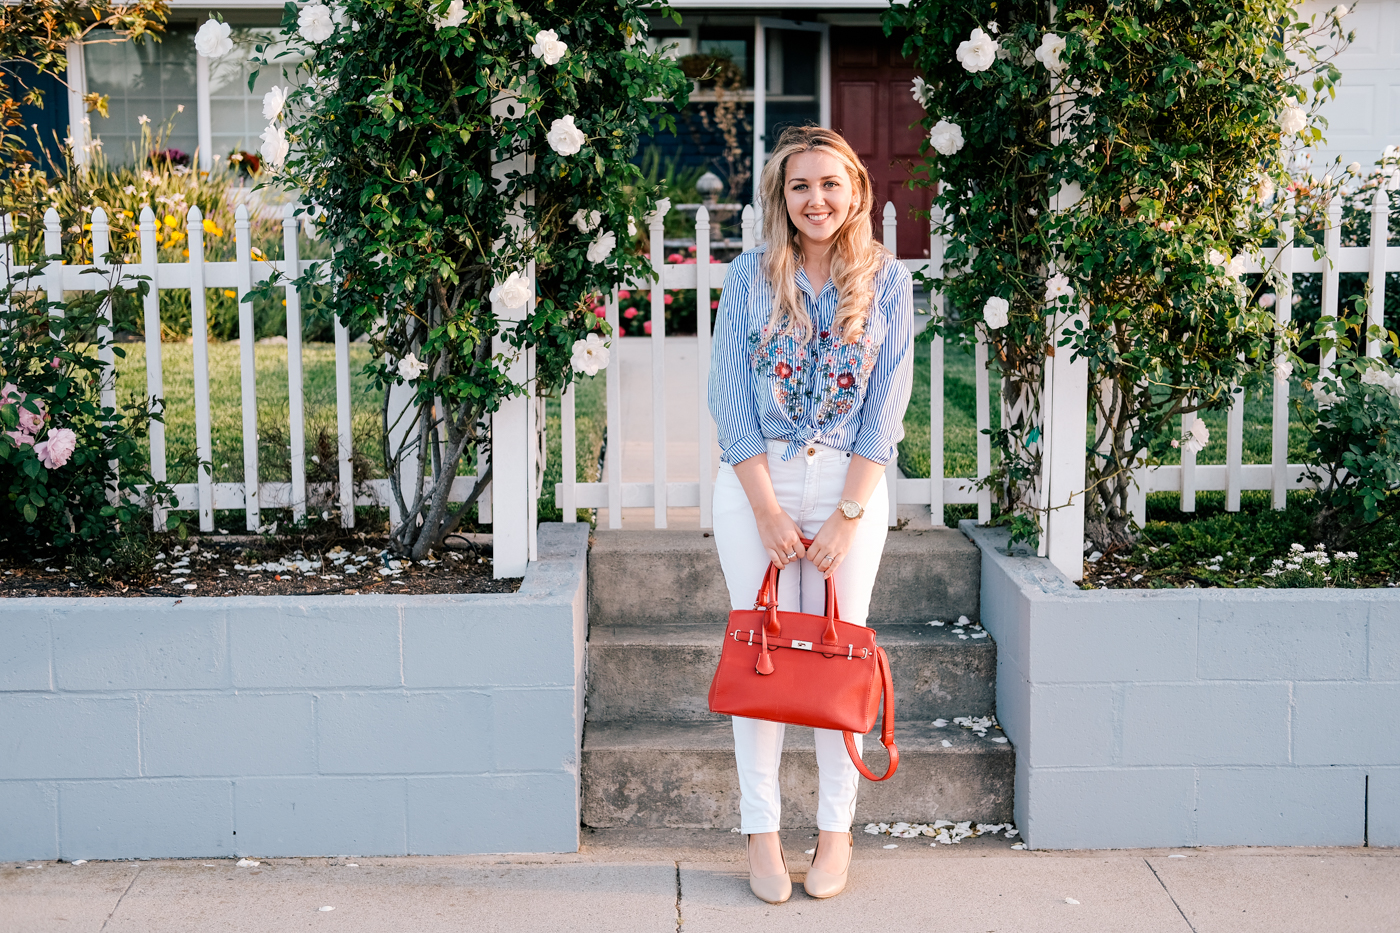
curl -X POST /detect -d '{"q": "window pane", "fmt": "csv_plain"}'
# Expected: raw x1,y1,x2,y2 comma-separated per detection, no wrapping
85,28,199,164
208,29,307,162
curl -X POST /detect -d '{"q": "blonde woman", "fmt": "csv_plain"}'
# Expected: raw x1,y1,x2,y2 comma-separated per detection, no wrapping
708,125,914,903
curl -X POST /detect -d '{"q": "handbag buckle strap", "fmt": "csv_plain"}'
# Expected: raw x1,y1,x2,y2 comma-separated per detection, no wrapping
729,630,869,659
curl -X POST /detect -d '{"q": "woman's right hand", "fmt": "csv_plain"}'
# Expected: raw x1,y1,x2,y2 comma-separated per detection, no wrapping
755,505,806,569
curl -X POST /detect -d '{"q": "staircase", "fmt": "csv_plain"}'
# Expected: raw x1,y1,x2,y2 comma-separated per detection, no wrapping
581,528,1014,829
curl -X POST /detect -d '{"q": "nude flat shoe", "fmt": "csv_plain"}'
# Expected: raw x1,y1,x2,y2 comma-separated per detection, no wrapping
803,832,853,899
747,834,793,905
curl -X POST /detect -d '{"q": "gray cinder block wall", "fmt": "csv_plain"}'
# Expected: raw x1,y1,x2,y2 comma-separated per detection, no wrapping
965,522,1400,849
0,522,589,861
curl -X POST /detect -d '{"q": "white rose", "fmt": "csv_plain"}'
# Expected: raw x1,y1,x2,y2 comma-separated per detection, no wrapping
434,0,467,29
911,76,932,107
628,217,638,237
490,271,532,310
1279,104,1306,136
547,115,586,156
1182,418,1210,454
572,209,601,233
1035,33,1066,75
1275,356,1293,381
1334,4,1349,16
1225,254,1247,278
1258,292,1277,309
259,124,290,168
1045,272,1074,302
532,29,568,66
586,231,617,264
262,86,288,122
397,353,427,381
1257,174,1275,203
982,296,1009,330
1313,383,1341,408
195,20,234,58
1389,169,1400,192
570,333,610,376
298,3,335,43
929,119,964,156
956,28,999,73
1346,161,1362,175
644,197,671,225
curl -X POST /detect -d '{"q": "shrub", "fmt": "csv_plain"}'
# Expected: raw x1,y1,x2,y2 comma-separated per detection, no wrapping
1298,312,1400,548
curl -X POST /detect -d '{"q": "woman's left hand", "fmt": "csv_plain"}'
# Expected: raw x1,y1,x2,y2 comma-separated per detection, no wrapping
806,511,862,579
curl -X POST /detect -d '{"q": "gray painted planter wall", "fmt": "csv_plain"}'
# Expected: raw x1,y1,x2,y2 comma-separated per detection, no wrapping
964,522,1400,850
0,523,590,861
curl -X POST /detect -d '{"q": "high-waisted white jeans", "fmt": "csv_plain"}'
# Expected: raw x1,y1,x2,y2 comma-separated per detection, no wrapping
712,439,890,834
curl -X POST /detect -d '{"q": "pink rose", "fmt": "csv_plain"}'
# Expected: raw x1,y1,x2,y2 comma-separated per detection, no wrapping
5,430,34,448
0,383,18,404
34,427,77,469
16,399,45,435
643,320,652,335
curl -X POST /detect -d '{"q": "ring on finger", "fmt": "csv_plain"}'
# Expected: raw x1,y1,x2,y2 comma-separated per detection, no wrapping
822,555,833,564
785,550,797,559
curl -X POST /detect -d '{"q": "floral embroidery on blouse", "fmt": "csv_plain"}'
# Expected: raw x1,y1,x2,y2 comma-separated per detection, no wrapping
748,325,881,428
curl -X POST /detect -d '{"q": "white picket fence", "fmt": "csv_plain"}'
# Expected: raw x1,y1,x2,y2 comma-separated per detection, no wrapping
556,189,1398,577
3,189,1395,580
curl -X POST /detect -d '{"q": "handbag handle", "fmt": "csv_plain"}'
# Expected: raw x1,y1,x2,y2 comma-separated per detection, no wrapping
753,538,841,646
843,646,899,781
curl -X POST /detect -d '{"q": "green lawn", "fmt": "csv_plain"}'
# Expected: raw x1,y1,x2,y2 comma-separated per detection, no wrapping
113,339,1314,514
114,342,382,486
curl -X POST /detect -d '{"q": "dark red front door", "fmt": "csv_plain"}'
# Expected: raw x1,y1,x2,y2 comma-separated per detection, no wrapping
830,28,931,259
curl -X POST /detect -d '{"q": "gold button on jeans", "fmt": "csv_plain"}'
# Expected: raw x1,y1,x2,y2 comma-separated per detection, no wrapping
807,447,816,456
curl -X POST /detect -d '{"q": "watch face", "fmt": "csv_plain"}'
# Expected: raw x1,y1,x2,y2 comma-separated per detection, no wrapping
843,500,860,518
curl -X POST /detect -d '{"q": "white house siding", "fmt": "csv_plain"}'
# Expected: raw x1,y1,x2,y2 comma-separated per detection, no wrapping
1299,0,1399,171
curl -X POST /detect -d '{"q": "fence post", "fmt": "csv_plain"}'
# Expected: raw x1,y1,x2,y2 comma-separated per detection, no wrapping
139,206,167,530
1320,197,1343,373
1271,193,1294,510
649,204,668,528
1368,186,1391,358
928,206,946,527
881,202,899,527
91,208,119,507
188,206,215,532
975,330,992,526
333,314,355,527
281,204,307,522
44,207,62,313
696,205,714,529
741,204,755,252
491,281,535,576
234,204,261,530
1225,371,1243,513
606,290,623,528
1181,407,1197,513
385,373,420,531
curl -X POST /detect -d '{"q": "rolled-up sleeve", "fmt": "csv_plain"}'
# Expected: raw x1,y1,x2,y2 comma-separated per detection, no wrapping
851,261,915,466
708,256,767,465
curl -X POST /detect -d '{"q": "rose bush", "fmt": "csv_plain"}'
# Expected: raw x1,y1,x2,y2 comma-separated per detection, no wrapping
887,0,1353,549
250,0,688,559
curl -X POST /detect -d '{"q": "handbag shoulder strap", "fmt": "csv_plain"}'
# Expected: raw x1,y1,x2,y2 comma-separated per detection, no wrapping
843,646,899,782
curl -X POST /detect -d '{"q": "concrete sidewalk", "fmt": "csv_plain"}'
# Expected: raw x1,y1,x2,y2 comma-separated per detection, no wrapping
3,829,1396,933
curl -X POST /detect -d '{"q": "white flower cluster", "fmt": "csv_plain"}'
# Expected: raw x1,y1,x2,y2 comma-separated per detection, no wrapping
1034,33,1066,75
434,0,467,29
1208,248,1247,279
865,820,1019,846
1359,366,1400,400
194,19,233,58
1175,417,1210,454
397,352,428,382
548,115,586,156
1279,103,1307,136
1313,381,1342,409
532,29,568,65
910,76,934,108
1262,542,1356,579
1045,272,1074,303
491,271,532,310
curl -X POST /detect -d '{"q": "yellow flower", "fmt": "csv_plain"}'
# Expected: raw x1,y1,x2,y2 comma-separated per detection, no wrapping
203,218,224,237
163,215,178,228
251,247,267,261
154,229,164,243
182,248,190,257
224,290,237,298
167,229,185,243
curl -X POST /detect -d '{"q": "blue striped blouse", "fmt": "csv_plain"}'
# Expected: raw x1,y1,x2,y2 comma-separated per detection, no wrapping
708,247,914,466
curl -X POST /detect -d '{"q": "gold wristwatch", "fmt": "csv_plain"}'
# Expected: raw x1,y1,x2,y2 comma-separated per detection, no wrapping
837,498,865,520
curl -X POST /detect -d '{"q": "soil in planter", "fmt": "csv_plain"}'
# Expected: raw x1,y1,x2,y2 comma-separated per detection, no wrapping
0,530,522,598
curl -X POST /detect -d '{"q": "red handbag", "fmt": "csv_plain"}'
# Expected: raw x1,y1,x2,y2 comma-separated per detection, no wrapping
707,542,899,781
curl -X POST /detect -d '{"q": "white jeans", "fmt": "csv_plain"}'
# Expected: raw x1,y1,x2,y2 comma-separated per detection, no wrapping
712,439,890,834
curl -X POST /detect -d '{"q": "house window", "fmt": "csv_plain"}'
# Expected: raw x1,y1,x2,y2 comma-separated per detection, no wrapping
765,28,820,145
84,27,199,163
697,28,753,88
207,29,307,165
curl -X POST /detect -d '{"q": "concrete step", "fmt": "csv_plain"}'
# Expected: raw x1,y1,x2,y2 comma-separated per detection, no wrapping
587,527,980,627
581,720,1013,829
586,621,997,724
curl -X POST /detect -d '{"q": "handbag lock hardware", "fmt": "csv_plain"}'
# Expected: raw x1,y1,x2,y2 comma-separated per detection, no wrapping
791,640,813,651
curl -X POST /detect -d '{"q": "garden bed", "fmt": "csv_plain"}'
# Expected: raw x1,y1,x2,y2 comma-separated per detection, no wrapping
0,527,519,598
1078,491,1400,590
965,520,1400,850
